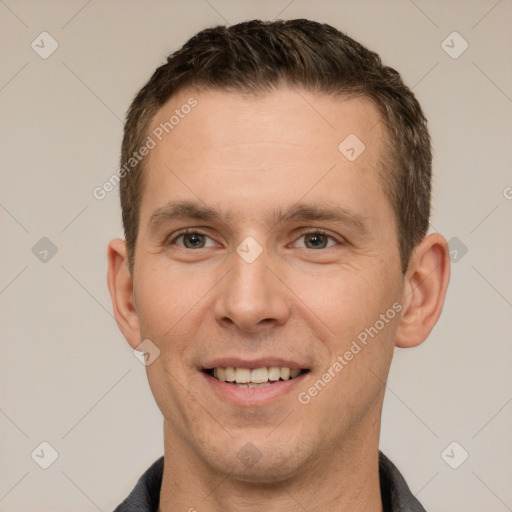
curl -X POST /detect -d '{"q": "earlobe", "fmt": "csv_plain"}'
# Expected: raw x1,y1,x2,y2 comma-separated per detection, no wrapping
395,233,451,348
107,238,141,349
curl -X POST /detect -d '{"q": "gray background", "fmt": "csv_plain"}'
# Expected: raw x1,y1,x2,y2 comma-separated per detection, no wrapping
1,0,511,510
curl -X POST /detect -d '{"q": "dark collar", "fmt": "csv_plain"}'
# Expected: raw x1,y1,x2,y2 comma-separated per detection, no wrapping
114,452,426,512
379,452,427,512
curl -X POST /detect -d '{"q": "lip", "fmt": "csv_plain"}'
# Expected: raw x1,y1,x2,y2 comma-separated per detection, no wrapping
202,370,308,406
201,357,307,370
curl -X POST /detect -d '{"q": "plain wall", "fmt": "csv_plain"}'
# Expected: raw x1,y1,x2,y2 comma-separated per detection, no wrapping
1,0,511,510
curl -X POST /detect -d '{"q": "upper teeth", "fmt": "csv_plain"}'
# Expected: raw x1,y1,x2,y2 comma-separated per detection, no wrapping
213,367,301,384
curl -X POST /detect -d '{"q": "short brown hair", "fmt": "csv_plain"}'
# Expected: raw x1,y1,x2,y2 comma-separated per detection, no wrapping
120,19,431,274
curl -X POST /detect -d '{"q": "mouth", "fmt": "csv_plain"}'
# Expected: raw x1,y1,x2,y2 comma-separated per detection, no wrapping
203,366,309,388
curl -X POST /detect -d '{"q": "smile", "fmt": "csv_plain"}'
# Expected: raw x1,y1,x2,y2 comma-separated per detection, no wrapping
204,366,308,387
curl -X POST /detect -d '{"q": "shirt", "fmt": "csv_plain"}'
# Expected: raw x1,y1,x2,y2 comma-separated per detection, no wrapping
113,451,426,512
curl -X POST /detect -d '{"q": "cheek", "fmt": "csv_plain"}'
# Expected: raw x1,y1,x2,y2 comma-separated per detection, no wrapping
294,264,397,340
134,262,198,337
137,265,211,430
296,270,399,430
295,262,402,404
133,262,221,377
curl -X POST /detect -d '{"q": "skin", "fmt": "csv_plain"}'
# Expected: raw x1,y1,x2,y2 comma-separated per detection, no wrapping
108,87,450,511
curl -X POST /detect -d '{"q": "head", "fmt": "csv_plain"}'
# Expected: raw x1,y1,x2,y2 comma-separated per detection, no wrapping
108,19,449,484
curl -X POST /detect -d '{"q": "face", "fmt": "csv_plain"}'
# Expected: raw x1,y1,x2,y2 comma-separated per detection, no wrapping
128,87,406,481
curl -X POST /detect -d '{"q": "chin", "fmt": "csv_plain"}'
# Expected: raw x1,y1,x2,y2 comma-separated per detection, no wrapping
204,434,315,484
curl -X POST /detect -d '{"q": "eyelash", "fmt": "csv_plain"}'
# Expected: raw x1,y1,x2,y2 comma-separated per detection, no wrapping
166,228,343,249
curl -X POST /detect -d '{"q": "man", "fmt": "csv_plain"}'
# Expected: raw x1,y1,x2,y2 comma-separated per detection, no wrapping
108,19,450,512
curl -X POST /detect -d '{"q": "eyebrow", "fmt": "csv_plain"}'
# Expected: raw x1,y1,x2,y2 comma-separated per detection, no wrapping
147,199,370,235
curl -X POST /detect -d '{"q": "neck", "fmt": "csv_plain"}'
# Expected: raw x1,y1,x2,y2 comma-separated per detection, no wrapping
158,408,384,512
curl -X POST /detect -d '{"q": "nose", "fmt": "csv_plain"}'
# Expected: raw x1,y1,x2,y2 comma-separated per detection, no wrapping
213,245,291,333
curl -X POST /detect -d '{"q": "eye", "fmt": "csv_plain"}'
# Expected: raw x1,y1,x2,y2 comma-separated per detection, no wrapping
169,230,217,249
293,230,339,249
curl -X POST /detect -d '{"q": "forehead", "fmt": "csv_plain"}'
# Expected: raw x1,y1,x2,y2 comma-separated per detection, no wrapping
148,87,383,161
140,86,391,230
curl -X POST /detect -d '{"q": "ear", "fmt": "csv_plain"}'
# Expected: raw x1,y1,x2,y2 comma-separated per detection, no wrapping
107,238,141,349
395,233,451,348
